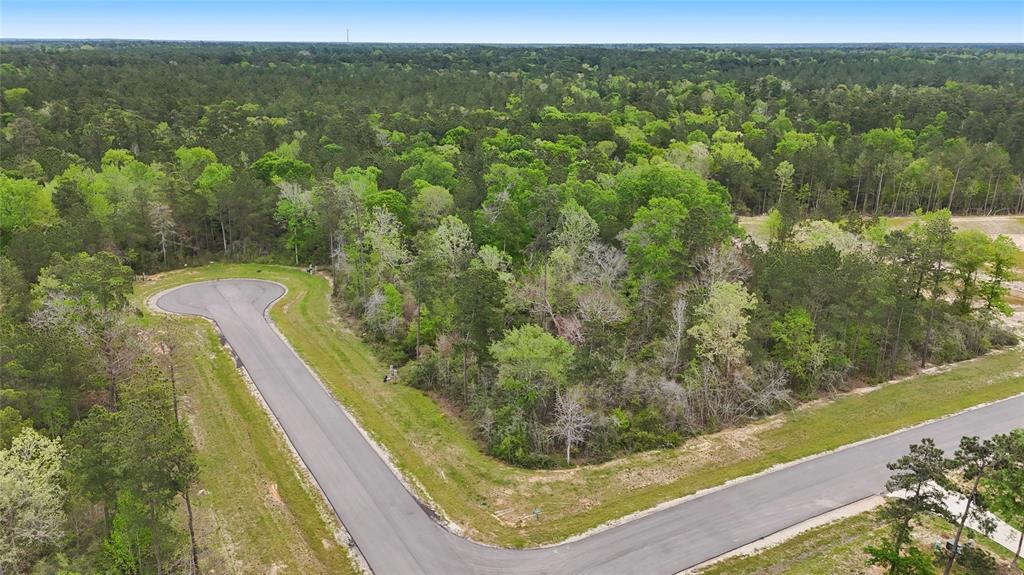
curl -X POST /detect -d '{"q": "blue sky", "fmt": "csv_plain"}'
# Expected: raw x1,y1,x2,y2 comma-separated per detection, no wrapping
2,1,1022,44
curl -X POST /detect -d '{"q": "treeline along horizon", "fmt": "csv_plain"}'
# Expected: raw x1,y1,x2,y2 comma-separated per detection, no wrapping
1,43,1022,222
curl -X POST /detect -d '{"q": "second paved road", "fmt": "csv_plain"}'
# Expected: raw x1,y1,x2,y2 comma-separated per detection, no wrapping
157,279,1024,575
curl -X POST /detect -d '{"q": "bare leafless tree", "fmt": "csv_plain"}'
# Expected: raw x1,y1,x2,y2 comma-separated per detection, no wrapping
738,362,794,417
694,244,749,290
148,201,177,265
553,314,582,344
577,287,626,325
660,294,688,376
552,387,592,464
576,241,627,289
679,361,792,434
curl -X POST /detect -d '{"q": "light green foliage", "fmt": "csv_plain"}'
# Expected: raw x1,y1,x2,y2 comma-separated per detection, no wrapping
431,215,475,277
710,140,760,202
863,218,893,244
482,129,527,160
491,324,574,392
858,125,915,215
104,490,154,574
364,283,404,336
196,161,233,192
622,196,690,286
948,230,1019,315
0,428,66,574
770,308,844,394
363,188,409,223
474,162,548,255
2,87,31,107
399,147,458,191
97,150,166,198
489,325,575,463
613,124,646,145
252,151,314,183
553,199,599,259
862,126,915,158
764,208,783,241
364,206,409,281
688,281,757,373
774,160,795,194
664,141,711,177
612,161,708,222
33,251,134,311
791,219,870,256
536,136,582,171
622,183,737,287
274,181,318,263
52,165,113,222
0,174,55,240
774,130,818,159
978,235,1019,315
474,244,516,286
333,166,381,196
440,125,470,147
273,137,303,160
410,185,454,229
174,146,218,181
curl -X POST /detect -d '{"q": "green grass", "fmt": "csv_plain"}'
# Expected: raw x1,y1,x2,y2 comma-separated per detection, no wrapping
136,264,1024,548
134,282,357,574
739,215,770,244
700,511,1019,574
699,512,884,574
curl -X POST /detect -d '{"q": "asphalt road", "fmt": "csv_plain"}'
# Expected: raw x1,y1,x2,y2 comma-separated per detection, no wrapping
157,279,1024,575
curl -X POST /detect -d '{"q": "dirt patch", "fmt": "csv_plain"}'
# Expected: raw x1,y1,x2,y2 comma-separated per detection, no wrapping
951,215,1024,248
182,404,205,450
266,481,284,508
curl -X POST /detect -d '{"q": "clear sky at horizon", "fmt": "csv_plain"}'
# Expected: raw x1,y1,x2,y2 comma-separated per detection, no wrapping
2,1,1022,44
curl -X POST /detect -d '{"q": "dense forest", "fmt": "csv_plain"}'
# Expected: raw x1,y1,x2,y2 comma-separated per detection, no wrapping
1,42,1022,572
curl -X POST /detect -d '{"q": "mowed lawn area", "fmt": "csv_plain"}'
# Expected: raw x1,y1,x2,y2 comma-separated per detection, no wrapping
136,264,1024,551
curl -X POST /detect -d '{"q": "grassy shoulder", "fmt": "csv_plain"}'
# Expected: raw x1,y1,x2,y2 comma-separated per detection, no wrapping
136,264,1024,548
698,510,1017,575
133,281,357,574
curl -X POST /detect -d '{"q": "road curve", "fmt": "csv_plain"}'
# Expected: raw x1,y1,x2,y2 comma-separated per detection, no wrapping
156,279,1024,575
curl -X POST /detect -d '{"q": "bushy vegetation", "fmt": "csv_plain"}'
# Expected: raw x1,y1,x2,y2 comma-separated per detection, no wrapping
0,252,198,573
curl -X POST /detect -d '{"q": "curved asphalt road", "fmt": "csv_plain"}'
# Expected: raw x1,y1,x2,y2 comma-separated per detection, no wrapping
157,279,1024,575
